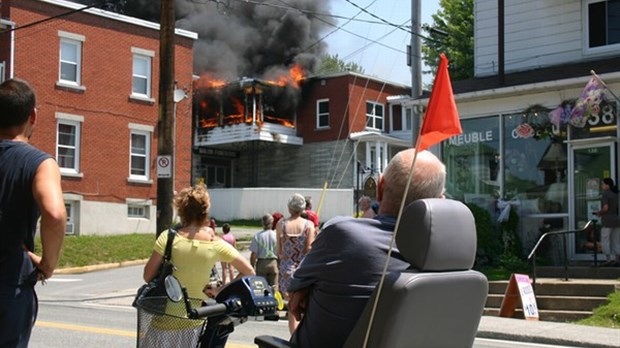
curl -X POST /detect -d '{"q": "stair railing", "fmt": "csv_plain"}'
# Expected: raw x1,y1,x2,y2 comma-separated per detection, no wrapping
527,219,597,289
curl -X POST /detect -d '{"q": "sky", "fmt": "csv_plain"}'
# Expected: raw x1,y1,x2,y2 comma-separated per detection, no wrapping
324,0,441,87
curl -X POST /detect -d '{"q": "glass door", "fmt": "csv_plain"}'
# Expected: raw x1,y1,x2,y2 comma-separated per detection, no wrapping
570,141,616,258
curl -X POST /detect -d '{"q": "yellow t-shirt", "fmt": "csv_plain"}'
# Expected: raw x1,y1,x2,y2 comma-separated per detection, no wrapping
154,232,239,300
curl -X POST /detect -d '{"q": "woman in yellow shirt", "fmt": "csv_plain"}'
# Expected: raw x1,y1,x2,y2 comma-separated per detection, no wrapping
141,185,254,347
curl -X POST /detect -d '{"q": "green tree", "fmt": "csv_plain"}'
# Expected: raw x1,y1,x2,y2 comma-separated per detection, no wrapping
422,0,474,81
317,54,365,75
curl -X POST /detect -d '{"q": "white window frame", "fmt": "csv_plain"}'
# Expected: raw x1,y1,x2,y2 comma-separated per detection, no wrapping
128,123,153,183
403,106,413,131
366,101,384,131
584,0,620,55
316,99,330,129
55,113,83,177
131,47,155,101
58,31,85,88
65,201,76,235
127,198,151,219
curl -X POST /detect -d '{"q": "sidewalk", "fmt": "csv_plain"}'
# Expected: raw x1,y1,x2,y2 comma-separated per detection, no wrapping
54,237,620,348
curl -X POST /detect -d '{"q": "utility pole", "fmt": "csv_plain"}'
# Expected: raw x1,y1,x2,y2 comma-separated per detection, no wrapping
156,0,175,236
410,0,422,145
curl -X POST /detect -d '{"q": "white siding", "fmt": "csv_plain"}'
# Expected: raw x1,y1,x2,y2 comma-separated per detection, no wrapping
475,0,604,77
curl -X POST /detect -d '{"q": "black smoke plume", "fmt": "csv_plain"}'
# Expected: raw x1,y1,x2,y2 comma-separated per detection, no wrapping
74,0,334,81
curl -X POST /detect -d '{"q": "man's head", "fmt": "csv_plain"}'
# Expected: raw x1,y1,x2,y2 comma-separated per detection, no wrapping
358,196,371,211
378,149,446,215
0,78,37,130
261,214,274,230
304,196,313,210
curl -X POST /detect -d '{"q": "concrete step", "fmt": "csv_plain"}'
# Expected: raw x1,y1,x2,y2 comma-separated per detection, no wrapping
488,279,619,297
483,308,593,322
485,278,619,323
534,265,620,279
486,293,608,311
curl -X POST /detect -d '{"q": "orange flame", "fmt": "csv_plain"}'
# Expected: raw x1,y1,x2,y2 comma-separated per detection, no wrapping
195,74,227,89
265,64,306,88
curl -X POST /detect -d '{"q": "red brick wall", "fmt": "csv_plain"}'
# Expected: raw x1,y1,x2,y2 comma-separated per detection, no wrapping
10,0,194,204
298,74,410,143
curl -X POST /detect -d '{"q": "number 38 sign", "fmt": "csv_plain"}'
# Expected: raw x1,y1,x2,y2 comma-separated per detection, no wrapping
588,103,616,127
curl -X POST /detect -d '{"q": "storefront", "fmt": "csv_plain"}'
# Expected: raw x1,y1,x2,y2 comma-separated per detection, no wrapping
437,80,619,265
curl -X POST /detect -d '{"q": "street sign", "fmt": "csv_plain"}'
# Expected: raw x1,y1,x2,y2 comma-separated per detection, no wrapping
157,155,172,178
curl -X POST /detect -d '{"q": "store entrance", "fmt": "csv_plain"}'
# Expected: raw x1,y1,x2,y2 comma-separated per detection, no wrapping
569,139,617,259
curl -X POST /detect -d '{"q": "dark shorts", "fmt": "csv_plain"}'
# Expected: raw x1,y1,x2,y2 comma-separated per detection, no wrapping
0,284,38,348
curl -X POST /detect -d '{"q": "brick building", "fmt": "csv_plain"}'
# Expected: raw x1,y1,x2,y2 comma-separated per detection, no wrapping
0,0,197,235
192,71,412,209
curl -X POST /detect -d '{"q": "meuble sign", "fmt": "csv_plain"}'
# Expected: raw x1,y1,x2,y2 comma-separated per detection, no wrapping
448,130,494,146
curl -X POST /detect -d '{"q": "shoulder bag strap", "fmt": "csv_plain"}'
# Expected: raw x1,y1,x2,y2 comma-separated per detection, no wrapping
163,228,176,263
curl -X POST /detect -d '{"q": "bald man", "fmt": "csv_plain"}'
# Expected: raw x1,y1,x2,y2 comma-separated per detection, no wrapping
287,149,446,348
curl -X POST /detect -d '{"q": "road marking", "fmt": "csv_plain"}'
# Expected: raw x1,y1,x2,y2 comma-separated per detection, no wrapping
36,321,135,337
35,321,255,347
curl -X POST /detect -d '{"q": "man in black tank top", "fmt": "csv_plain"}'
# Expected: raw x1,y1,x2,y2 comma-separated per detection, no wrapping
0,79,66,347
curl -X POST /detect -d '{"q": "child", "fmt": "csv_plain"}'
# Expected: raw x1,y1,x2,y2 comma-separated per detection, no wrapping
220,223,236,283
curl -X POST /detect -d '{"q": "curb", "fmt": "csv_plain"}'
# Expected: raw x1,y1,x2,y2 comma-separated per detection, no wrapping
54,259,148,274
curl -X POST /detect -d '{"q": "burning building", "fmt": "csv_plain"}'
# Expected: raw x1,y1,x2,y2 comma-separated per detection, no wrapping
192,66,309,188
194,65,304,144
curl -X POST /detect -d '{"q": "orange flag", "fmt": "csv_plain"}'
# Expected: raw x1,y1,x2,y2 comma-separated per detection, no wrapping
417,53,462,151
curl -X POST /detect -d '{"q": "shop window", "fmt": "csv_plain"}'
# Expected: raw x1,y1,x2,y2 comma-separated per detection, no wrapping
442,116,500,213
504,109,568,215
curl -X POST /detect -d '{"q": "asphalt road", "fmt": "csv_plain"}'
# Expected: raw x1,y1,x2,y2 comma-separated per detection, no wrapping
27,264,586,348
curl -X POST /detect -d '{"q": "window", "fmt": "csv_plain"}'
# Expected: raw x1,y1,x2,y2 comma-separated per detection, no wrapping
316,99,329,128
58,31,84,86
131,48,154,99
368,143,386,173
56,113,83,175
206,165,227,188
366,101,384,130
130,130,150,180
65,202,76,235
0,61,5,83
587,0,620,48
128,204,149,218
404,107,413,131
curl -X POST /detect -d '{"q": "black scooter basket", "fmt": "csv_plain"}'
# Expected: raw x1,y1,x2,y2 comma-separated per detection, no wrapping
135,296,206,348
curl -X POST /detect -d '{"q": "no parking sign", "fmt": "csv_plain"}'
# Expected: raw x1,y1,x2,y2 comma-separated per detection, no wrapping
157,155,172,178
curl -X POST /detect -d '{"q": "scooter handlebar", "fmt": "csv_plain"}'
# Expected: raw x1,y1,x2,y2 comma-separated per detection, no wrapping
190,299,243,319
190,303,228,319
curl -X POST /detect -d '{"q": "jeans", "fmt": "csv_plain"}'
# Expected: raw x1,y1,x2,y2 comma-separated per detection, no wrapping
0,284,37,348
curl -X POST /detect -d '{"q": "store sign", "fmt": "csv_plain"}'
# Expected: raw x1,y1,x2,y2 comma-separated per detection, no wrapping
448,130,494,146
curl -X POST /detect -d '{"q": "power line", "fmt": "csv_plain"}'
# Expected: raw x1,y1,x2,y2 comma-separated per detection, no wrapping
0,0,108,34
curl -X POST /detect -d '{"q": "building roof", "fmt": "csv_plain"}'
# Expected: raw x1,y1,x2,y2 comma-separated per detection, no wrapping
308,70,411,90
450,57,620,96
39,0,198,39
350,130,411,147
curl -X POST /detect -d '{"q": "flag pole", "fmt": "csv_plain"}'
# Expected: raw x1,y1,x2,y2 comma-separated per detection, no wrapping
315,180,329,220
361,110,427,348
361,131,423,348
590,70,620,102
